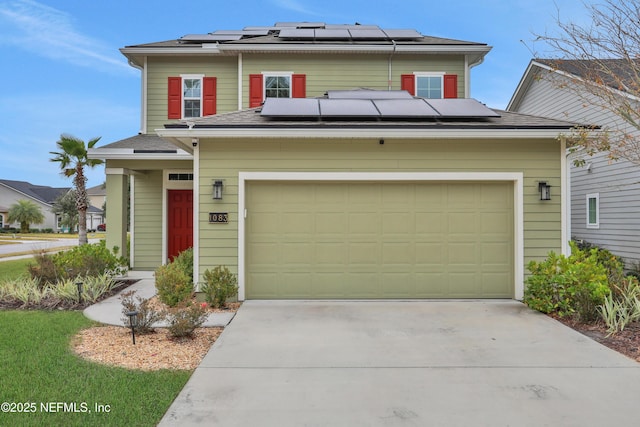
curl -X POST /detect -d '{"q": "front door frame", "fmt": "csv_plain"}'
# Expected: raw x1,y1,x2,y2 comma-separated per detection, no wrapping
163,170,194,264
238,171,524,301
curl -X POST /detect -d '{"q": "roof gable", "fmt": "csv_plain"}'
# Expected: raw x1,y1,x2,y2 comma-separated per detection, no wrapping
0,179,70,205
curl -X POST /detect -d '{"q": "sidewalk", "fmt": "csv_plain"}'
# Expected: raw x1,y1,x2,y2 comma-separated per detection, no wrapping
83,270,236,327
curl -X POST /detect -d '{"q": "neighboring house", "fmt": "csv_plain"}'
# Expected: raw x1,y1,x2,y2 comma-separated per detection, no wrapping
0,179,70,231
507,59,640,267
86,184,106,231
90,22,578,301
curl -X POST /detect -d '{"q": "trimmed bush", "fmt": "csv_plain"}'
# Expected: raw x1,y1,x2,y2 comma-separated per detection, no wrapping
155,261,193,307
164,303,207,338
171,247,193,284
120,290,164,334
201,266,238,308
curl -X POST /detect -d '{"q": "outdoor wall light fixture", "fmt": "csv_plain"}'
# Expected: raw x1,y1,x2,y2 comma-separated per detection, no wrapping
125,310,139,345
76,281,83,304
213,180,224,200
538,181,551,201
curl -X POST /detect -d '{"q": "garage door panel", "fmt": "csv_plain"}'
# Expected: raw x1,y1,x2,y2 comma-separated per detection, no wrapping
246,181,513,299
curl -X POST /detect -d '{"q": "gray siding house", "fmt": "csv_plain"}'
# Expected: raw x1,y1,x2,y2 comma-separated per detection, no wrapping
0,179,70,231
508,59,640,266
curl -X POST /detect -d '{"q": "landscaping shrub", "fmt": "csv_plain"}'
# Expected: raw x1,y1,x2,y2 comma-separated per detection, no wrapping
155,261,193,307
201,266,238,308
28,251,59,286
164,303,207,338
120,290,164,334
599,276,640,335
52,240,128,279
171,247,193,284
524,241,610,321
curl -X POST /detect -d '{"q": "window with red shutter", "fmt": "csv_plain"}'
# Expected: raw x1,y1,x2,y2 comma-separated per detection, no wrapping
249,74,263,108
167,77,182,119
401,74,415,96
202,77,217,116
443,74,458,98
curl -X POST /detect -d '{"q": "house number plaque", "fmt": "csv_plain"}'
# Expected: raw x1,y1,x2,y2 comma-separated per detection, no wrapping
209,212,229,224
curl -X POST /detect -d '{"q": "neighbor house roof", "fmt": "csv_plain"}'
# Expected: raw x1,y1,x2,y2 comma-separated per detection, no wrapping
0,179,70,205
508,58,640,110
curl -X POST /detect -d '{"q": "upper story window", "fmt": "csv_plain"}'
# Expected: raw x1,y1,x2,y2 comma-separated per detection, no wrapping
586,193,600,228
183,77,202,118
167,76,217,119
401,73,458,99
249,73,307,107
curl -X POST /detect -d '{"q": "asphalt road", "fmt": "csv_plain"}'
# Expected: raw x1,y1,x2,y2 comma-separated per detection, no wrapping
0,237,100,261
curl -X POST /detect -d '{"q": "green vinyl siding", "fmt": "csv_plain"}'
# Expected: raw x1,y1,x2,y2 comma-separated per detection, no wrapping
146,56,238,132
143,53,467,125
133,171,163,269
197,138,562,285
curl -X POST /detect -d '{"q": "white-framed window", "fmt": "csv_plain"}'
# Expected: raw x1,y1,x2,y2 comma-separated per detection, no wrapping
0,213,3,228
56,215,63,229
586,193,599,228
415,72,445,99
263,72,293,99
181,74,204,118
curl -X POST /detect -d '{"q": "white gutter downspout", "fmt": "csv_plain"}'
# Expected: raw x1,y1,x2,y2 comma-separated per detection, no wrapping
562,136,570,256
388,40,397,91
238,53,243,110
128,58,146,134
467,54,485,99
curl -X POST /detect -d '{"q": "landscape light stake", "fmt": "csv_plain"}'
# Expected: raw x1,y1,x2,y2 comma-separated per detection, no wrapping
76,281,83,304
126,310,139,345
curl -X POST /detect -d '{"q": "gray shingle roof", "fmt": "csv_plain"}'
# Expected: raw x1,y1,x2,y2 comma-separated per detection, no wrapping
0,179,70,205
536,58,640,94
98,134,179,150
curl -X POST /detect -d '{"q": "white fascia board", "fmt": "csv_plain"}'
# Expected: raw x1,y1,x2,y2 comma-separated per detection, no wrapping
506,60,537,111
120,46,221,56
217,43,491,55
87,148,193,160
156,127,572,140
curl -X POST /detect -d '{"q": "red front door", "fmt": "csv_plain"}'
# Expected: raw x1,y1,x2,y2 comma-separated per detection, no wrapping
168,189,193,261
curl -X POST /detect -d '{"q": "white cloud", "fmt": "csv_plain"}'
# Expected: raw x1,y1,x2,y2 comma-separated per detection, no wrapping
0,0,133,74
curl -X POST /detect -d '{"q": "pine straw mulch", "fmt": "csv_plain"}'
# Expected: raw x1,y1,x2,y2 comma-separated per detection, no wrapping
72,326,224,371
72,298,241,371
553,315,640,362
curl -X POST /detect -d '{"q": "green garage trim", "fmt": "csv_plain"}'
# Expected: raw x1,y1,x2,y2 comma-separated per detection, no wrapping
243,177,515,300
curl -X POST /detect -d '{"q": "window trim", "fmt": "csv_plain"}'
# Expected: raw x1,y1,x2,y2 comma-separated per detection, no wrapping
262,72,293,99
586,193,600,229
414,72,446,99
180,74,205,119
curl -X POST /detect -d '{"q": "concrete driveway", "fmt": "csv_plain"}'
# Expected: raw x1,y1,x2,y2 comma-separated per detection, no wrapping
160,301,640,427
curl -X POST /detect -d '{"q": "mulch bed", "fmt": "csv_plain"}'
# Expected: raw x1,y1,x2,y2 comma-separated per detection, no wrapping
552,315,640,362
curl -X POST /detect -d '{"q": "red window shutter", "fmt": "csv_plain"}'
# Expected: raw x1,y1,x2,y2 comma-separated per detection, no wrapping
291,74,306,98
167,77,182,119
202,77,217,116
401,74,415,96
249,74,263,108
444,74,458,98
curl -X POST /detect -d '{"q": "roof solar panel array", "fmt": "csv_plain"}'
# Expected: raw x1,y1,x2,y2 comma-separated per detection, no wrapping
260,93,500,120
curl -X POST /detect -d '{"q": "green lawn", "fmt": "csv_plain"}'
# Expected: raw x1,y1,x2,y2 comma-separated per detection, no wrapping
0,311,191,426
0,258,32,280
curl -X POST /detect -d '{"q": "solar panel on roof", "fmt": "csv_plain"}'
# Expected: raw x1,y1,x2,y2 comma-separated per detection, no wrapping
373,99,440,117
278,28,315,38
181,34,243,41
275,22,325,28
319,99,380,117
213,30,270,36
325,24,380,30
348,29,388,39
314,29,351,39
382,29,423,39
425,99,500,118
243,26,278,31
261,98,320,117
326,90,413,99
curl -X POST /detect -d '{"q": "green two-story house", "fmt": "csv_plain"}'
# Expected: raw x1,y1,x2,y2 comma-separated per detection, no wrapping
90,22,575,301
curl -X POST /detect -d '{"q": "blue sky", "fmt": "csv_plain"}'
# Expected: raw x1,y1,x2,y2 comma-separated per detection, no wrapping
0,0,589,188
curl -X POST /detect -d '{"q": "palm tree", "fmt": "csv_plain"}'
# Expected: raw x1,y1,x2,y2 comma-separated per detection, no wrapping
8,199,45,233
50,134,104,245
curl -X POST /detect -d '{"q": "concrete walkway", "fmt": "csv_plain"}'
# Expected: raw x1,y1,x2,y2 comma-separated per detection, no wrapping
83,270,235,327
160,300,640,427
